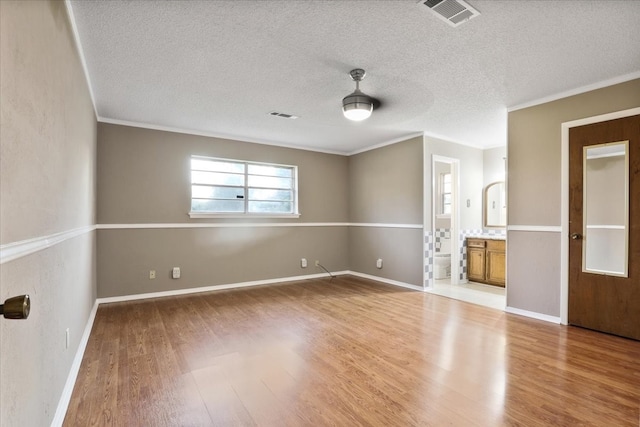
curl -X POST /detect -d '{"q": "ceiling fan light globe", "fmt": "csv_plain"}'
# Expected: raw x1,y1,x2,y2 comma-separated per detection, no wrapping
343,105,372,121
342,91,373,121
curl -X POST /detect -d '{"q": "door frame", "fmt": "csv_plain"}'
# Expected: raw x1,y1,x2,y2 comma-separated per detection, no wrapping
430,155,460,286
559,106,640,325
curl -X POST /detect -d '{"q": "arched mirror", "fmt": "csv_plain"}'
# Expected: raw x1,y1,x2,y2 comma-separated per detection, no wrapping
485,181,506,228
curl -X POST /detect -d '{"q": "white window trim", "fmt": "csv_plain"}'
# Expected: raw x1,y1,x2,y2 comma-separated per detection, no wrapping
190,155,300,218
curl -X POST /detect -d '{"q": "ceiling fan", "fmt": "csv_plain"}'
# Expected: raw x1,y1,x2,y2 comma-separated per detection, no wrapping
342,68,381,121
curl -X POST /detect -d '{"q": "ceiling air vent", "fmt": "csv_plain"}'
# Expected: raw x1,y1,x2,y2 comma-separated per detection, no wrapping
268,111,299,119
418,0,480,27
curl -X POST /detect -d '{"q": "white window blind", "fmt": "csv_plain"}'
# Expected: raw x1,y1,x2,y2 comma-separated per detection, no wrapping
190,156,298,216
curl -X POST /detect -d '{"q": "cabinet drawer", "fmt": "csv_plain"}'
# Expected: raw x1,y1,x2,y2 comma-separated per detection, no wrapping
467,239,485,248
486,239,505,251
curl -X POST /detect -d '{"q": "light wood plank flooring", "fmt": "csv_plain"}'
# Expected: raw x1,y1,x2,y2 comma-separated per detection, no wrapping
64,275,640,426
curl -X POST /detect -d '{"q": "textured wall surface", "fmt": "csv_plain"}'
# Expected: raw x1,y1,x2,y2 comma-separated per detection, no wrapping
97,124,349,224
483,146,506,188
348,137,423,285
507,79,640,316
348,227,423,285
349,136,423,225
0,1,97,425
97,123,351,297
97,127,425,297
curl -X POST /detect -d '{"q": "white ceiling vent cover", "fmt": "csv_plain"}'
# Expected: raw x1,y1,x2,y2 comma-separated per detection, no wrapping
418,0,480,27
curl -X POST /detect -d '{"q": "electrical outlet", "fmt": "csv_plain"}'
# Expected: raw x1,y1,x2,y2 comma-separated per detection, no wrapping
376,258,383,269
315,260,320,267
149,270,156,279
172,267,180,279
301,258,307,268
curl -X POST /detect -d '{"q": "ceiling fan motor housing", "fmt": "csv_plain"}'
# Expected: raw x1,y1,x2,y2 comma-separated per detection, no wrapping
342,90,373,114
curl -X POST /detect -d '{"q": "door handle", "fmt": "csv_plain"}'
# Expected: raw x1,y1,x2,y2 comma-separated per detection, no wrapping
571,233,582,240
0,295,30,319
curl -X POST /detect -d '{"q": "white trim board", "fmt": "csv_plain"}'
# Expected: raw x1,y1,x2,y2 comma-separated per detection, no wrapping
508,71,640,112
97,271,422,304
348,223,423,229
505,306,561,324
560,107,640,325
98,271,350,304
100,117,351,156
51,300,99,427
0,226,96,265
507,225,561,233
0,222,425,264
348,271,424,292
64,1,98,118
97,222,423,230
100,118,426,157
347,132,424,156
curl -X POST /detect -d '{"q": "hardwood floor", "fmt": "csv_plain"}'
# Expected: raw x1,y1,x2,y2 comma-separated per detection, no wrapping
64,275,640,426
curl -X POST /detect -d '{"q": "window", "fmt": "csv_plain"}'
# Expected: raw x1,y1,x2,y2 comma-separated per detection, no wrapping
190,156,298,217
440,172,451,215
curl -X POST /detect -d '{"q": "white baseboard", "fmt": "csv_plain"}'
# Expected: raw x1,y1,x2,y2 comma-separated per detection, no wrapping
348,271,424,291
51,300,99,427
97,271,351,304
96,271,424,306
505,306,561,324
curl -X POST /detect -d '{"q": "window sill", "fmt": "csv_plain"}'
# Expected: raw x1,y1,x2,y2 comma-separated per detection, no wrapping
189,212,301,219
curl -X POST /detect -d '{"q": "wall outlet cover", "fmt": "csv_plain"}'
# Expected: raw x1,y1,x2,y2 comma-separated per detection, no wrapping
172,267,180,279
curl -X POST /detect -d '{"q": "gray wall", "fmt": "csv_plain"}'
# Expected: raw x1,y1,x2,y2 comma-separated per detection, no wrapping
483,146,506,188
507,78,640,316
0,1,97,426
97,124,350,297
98,124,349,224
98,127,424,296
348,137,424,285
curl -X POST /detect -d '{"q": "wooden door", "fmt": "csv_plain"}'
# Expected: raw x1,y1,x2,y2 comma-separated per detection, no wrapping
568,115,640,340
486,240,505,287
467,246,485,282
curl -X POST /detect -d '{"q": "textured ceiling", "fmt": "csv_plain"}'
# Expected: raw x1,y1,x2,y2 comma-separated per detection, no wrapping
68,0,640,154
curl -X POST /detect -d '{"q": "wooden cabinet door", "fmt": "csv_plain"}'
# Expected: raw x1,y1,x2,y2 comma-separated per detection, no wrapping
467,247,485,282
486,250,506,287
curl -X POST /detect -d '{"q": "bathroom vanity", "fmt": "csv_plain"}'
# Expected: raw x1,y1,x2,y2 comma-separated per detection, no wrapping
467,238,505,287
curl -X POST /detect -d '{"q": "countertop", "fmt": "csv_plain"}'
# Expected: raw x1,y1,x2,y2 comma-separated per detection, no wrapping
468,235,506,241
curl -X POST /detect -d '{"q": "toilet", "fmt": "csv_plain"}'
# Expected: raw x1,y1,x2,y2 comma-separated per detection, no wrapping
434,237,451,279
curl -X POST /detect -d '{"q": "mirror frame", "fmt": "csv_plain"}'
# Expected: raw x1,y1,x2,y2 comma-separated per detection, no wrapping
484,181,506,228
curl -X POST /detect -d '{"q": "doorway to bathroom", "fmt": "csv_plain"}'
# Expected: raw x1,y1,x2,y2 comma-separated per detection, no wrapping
430,155,460,287
426,155,506,310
